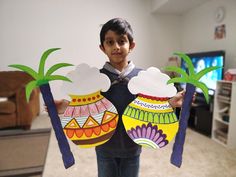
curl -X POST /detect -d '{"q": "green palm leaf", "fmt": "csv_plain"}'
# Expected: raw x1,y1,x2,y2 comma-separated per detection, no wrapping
190,81,209,103
38,48,61,79
8,64,39,80
9,48,73,102
164,66,189,78
25,80,38,102
45,75,72,82
174,52,195,76
175,78,209,103
167,77,190,84
37,79,49,86
46,63,74,77
195,66,222,80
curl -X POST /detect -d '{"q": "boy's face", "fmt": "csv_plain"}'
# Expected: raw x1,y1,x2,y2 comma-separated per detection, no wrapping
100,30,135,67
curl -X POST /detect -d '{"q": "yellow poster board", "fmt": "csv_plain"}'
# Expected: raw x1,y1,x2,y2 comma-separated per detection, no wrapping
122,67,179,149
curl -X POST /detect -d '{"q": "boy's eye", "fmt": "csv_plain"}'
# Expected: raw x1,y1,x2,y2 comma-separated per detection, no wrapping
106,40,114,46
118,39,125,45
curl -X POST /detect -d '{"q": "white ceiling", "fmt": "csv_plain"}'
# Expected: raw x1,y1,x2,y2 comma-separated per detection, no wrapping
151,0,210,15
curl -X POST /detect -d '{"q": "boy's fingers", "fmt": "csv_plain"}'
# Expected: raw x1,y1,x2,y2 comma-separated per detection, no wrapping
180,90,185,95
44,105,48,112
176,90,185,99
192,92,197,102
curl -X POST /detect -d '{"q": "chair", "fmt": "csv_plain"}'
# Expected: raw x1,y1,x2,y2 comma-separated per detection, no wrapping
0,71,40,129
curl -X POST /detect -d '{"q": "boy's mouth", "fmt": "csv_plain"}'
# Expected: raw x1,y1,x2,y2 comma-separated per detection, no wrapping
112,52,122,56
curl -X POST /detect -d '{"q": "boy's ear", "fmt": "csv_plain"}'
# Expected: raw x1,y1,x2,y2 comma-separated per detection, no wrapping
99,45,105,53
129,42,136,50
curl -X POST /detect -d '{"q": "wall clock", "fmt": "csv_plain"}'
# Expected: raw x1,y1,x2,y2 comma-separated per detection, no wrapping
214,6,225,23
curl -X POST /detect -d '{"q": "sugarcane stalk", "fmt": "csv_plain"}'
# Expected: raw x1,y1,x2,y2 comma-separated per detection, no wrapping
40,84,75,169
170,83,196,167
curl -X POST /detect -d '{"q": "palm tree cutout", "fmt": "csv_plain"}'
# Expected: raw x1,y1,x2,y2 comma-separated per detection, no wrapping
9,48,75,169
165,52,221,167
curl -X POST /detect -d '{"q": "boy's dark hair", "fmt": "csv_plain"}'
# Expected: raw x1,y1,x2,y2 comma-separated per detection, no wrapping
100,18,134,47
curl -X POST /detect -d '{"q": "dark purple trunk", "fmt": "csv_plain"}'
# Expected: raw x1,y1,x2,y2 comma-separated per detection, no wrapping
40,84,75,169
171,83,195,167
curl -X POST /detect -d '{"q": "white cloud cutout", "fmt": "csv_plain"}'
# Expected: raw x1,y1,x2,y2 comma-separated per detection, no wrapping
128,67,177,97
61,63,110,95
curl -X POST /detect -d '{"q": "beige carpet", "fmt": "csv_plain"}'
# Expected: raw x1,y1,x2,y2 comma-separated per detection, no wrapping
33,114,236,177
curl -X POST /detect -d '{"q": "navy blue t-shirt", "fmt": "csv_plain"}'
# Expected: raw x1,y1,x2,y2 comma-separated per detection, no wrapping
95,67,142,158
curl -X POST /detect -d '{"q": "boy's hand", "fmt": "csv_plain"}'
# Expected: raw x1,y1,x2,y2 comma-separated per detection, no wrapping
44,99,69,114
168,90,196,108
168,90,185,108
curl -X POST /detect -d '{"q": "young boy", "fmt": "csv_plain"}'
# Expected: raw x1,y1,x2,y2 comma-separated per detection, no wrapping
54,18,184,177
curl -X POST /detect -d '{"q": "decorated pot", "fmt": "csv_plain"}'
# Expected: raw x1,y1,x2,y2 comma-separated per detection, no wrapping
61,91,118,148
122,93,179,149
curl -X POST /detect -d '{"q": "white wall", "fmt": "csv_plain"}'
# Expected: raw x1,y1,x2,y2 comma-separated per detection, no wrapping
0,0,182,104
4,0,234,108
0,0,155,70
181,0,236,70
149,14,182,68
0,0,154,100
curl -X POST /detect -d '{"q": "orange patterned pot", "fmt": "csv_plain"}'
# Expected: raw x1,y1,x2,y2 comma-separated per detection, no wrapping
61,91,118,148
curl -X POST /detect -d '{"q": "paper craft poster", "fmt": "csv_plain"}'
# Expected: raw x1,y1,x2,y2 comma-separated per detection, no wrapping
61,64,118,148
122,67,179,149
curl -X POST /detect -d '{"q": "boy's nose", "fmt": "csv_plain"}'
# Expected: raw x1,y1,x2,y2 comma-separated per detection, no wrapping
113,42,120,50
